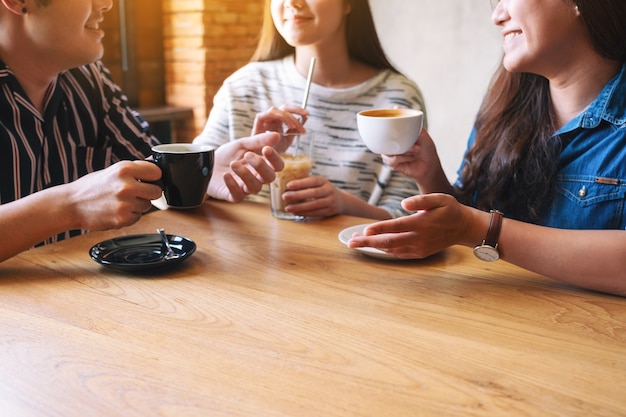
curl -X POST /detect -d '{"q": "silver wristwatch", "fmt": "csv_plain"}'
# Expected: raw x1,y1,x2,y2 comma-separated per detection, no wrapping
473,210,503,262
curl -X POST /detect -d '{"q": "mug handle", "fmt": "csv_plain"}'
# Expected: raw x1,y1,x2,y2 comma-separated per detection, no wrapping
144,158,165,190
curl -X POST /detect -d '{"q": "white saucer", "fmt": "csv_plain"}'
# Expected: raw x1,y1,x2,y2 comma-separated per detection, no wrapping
337,224,396,260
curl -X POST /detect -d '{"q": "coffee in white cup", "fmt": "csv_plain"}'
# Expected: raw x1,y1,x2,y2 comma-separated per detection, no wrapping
356,108,423,154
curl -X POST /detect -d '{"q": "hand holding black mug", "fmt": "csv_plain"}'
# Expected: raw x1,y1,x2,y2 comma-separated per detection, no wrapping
151,144,215,209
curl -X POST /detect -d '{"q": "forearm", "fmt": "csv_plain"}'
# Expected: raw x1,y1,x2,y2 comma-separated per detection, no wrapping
492,219,626,296
0,187,76,262
341,191,391,220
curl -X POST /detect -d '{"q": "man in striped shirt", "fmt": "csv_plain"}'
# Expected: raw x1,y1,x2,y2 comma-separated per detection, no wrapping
0,0,284,262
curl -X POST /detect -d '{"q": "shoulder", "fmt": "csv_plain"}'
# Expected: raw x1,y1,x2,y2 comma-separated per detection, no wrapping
365,70,426,112
355,69,423,96
378,70,423,93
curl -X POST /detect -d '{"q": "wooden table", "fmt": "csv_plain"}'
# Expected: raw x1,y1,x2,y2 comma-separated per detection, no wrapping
1,200,625,417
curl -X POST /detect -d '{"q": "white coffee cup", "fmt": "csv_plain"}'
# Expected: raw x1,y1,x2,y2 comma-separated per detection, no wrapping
356,108,423,154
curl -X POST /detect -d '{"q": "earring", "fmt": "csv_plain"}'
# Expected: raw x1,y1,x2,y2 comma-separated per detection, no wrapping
21,7,27,14
575,5,580,14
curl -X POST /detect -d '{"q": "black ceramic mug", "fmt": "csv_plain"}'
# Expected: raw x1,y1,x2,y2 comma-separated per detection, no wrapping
151,143,215,209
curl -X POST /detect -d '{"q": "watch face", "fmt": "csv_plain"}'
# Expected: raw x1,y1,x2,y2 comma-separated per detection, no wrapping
473,245,500,262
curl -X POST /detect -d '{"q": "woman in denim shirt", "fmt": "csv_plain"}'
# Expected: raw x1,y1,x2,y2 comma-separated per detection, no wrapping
348,0,626,296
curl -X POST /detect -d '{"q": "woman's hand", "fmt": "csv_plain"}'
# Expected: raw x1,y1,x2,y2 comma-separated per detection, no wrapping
382,128,452,194
382,128,439,180
347,193,472,259
209,132,285,202
277,175,391,220
279,175,345,218
252,104,309,153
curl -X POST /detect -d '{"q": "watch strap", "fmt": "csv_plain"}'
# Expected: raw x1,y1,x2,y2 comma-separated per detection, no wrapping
483,210,503,247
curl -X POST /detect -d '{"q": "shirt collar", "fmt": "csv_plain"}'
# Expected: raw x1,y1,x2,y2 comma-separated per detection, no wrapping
557,62,626,134
0,59,13,78
0,58,61,120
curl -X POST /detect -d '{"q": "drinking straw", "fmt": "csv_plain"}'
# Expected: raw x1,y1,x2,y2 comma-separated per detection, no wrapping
293,57,316,156
301,57,316,109
368,165,391,205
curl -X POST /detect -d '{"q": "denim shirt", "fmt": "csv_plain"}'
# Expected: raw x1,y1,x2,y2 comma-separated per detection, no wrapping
457,63,626,230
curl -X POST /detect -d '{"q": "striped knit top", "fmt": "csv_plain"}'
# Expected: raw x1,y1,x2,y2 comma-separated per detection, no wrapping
0,60,160,244
194,55,427,218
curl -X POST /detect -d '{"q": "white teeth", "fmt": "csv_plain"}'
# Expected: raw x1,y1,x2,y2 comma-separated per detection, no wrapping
504,32,521,40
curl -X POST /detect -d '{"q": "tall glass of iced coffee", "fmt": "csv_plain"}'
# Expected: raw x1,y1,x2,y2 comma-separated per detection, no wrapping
270,133,314,220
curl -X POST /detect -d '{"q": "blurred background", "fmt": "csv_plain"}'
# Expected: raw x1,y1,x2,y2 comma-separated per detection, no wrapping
101,0,501,180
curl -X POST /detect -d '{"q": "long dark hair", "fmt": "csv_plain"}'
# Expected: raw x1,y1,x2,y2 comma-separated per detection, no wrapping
456,0,626,222
250,0,399,72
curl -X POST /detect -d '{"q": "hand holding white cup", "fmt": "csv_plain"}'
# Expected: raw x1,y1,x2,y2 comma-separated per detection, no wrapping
356,108,423,154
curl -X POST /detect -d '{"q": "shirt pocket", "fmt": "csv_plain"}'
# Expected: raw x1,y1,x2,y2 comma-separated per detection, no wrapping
546,175,626,229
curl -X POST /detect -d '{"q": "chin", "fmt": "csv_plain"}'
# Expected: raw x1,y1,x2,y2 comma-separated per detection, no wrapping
93,46,105,61
502,57,526,74
83,48,105,65
501,50,539,75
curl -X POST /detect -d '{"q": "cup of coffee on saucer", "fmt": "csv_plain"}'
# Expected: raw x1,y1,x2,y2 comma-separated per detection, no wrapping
151,143,214,209
356,108,423,154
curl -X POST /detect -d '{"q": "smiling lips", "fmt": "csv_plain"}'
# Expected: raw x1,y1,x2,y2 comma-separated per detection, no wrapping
85,15,105,31
285,14,311,24
504,30,522,40
85,21,101,30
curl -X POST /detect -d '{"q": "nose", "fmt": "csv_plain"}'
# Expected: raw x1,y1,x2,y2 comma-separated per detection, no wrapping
491,0,507,26
284,0,304,10
96,0,113,13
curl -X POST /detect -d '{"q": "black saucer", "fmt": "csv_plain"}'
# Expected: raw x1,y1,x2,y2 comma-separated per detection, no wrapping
89,233,196,272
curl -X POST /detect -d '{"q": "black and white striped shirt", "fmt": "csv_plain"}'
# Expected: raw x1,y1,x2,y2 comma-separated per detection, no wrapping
195,56,426,218
0,60,160,244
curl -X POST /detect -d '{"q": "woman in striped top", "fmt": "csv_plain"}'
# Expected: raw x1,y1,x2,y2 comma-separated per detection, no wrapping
195,0,427,220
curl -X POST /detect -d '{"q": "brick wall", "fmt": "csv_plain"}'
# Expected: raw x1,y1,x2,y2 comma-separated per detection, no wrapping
102,0,264,143
163,0,264,141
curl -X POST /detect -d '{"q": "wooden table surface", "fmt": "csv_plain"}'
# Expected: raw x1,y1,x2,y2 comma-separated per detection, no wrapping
1,200,624,417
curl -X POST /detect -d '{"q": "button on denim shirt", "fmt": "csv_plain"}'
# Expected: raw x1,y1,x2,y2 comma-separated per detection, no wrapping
457,63,626,230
